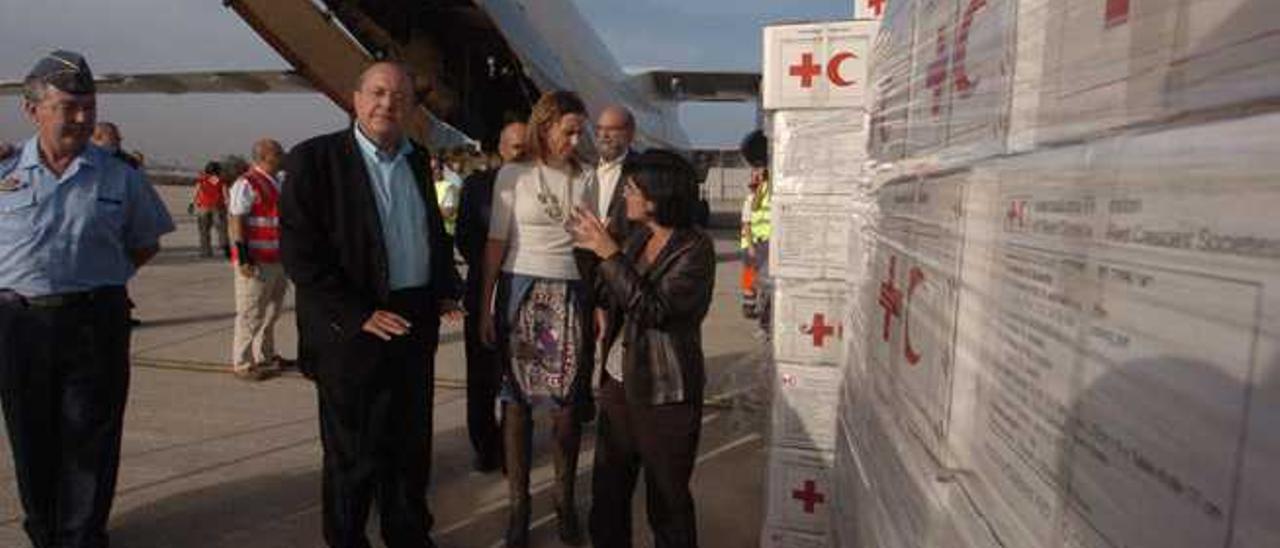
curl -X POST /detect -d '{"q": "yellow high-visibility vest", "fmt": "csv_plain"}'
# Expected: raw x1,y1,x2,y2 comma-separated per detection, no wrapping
435,180,458,236
749,183,772,243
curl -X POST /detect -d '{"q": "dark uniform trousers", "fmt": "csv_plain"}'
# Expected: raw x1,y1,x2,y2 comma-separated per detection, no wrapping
589,374,702,548
316,287,439,548
0,286,131,548
462,270,501,466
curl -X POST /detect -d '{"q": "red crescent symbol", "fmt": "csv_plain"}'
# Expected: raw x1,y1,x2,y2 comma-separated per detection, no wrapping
827,52,858,87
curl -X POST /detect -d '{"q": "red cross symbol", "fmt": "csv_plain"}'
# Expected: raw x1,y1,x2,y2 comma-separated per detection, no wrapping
801,313,840,347
789,53,823,88
1006,200,1027,227
879,255,926,366
953,0,987,95
904,266,925,365
868,0,886,16
879,256,902,341
1106,0,1129,28
791,480,826,514
925,27,950,116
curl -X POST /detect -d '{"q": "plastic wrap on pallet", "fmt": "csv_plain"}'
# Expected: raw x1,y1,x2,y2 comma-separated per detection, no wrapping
940,113,1280,548
1004,0,1049,153
764,447,836,539
858,167,968,464
1037,1,1179,144
761,526,829,548
1023,0,1280,148
875,0,1280,157
830,2,1280,548
773,279,850,366
831,427,863,547
1168,0,1280,117
839,394,1002,548
772,362,844,453
769,194,864,281
891,0,1018,165
846,393,971,548
936,0,1015,163
903,0,957,157
772,109,871,196
868,0,917,162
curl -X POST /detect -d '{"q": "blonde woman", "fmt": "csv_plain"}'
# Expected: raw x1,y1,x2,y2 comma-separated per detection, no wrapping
478,90,597,547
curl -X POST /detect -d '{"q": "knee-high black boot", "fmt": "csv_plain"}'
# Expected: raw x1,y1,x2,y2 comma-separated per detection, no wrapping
503,403,532,548
551,408,585,546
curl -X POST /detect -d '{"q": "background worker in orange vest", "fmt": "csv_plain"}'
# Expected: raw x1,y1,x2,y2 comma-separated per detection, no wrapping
192,160,231,258
228,139,293,381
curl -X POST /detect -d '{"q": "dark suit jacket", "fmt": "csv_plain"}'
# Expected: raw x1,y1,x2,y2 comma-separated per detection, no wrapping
576,152,638,309
280,128,461,377
601,151,636,242
455,168,495,270
456,168,496,312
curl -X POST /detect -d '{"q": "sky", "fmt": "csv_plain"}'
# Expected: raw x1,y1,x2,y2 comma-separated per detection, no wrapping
0,0,853,168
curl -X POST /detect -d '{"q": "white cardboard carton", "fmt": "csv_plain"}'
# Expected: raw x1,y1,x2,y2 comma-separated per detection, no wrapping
765,448,836,536
773,279,850,365
769,196,860,281
771,109,871,196
772,362,844,452
763,21,879,110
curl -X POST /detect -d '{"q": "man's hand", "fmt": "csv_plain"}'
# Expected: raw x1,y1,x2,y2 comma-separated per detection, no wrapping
236,262,258,279
439,299,465,327
362,310,411,341
479,309,497,347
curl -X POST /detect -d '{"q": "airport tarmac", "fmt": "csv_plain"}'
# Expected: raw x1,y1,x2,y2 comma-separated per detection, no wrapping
0,185,774,548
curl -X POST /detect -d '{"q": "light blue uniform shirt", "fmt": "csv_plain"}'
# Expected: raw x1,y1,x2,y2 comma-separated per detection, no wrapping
353,126,430,290
0,138,175,297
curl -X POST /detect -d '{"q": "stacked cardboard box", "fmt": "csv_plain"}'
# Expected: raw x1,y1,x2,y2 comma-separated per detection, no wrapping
829,0,1280,547
760,20,879,546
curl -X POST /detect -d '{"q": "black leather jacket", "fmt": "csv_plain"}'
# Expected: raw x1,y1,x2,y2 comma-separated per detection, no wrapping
595,227,716,405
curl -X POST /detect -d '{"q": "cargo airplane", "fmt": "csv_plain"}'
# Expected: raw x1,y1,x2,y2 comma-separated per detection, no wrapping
1,0,760,152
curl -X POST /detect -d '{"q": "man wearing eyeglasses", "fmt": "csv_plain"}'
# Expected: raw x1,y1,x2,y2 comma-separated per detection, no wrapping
594,105,637,241
280,60,463,547
0,50,175,548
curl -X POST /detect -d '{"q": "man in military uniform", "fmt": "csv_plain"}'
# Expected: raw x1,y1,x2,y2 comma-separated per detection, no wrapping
0,50,175,548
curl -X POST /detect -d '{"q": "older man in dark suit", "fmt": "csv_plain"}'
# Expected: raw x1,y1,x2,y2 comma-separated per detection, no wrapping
280,61,462,548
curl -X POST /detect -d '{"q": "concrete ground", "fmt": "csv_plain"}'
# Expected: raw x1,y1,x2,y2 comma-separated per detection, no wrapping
0,185,772,547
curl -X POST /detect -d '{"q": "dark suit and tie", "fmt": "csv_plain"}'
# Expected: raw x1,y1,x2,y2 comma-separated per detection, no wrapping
281,122,460,547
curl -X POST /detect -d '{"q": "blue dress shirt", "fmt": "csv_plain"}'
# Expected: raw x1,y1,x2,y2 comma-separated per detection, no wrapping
353,126,431,290
0,138,175,297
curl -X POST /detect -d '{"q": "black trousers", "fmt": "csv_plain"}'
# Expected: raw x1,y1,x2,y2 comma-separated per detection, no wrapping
462,275,501,465
589,375,702,548
315,288,439,548
0,287,131,548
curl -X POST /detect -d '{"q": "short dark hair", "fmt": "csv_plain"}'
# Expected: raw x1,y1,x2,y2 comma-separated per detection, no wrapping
739,129,768,168
622,149,699,229
204,161,221,175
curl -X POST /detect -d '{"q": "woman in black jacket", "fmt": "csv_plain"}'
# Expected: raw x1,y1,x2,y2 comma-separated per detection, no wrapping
568,149,715,548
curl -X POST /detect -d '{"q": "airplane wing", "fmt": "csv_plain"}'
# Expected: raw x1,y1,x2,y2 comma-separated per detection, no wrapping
0,69,314,96
0,68,478,150
629,70,761,103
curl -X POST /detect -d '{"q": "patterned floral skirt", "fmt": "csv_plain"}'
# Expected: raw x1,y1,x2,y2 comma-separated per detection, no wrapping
497,273,589,410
